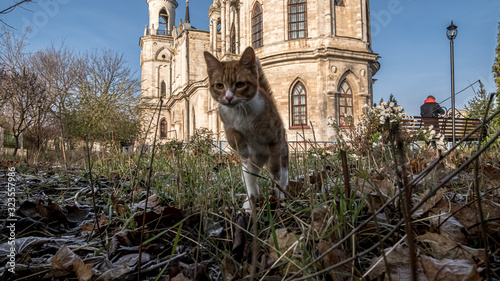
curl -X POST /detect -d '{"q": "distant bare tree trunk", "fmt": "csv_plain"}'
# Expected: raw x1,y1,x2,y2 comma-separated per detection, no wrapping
1,68,45,156
0,127,3,156
32,44,82,165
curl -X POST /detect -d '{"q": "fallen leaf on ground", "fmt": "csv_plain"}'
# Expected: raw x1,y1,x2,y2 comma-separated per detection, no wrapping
316,241,351,281
417,232,485,262
420,255,482,281
49,245,94,281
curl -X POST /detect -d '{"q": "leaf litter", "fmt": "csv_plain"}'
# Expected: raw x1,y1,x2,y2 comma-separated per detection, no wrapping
0,151,499,281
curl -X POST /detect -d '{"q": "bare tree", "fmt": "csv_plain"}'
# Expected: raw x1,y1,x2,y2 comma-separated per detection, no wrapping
0,27,30,71
0,68,45,156
65,49,141,145
31,44,83,153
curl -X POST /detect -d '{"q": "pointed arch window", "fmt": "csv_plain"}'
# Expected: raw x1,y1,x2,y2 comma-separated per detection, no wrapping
161,81,166,98
288,0,307,40
230,22,236,53
160,118,167,139
159,9,168,35
252,2,263,49
338,80,353,127
291,82,308,127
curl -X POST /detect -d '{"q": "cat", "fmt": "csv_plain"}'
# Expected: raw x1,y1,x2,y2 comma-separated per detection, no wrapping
204,47,289,211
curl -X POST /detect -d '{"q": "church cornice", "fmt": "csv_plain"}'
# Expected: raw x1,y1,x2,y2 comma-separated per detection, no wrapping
258,47,379,68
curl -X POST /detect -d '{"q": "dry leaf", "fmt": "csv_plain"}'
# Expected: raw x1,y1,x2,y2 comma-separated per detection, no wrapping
417,232,484,262
310,206,336,239
50,245,94,281
268,228,300,275
268,228,298,260
316,241,350,281
429,212,467,243
412,188,445,219
420,255,482,281
134,194,161,211
367,244,428,281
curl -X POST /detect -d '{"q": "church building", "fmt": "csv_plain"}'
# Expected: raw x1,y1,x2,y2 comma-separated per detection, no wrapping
139,0,380,143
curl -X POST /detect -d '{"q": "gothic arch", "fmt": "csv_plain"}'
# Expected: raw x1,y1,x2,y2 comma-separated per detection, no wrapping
155,46,172,60
161,81,166,97
230,22,236,53
289,78,309,128
251,1,263,49
158,8,169,35
336,70,361,126
336,70,360,95
160,118,168,139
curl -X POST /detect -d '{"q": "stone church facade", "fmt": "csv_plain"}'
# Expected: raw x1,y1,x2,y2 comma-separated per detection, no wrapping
139,0,380,144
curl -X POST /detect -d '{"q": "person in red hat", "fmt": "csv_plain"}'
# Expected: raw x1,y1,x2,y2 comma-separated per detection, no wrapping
420,95,445,133
420,95,444,117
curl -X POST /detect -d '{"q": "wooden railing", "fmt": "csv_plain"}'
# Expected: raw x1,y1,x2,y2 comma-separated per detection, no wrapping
401,117,482,141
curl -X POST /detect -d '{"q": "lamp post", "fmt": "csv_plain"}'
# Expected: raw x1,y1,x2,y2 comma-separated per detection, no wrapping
446,20,458,144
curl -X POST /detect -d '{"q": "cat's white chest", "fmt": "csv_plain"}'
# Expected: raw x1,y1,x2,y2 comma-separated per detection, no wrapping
219,92,264,132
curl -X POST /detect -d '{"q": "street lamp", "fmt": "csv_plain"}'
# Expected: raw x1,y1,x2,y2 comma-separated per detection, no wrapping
446,20,458,144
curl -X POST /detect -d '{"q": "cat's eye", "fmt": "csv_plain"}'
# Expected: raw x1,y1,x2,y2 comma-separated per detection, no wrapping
235,82,246,88
215,83,224,89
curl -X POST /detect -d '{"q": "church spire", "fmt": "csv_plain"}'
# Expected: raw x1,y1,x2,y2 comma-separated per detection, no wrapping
185,0,190,23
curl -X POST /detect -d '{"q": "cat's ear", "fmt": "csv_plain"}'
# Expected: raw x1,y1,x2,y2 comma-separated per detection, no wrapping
204,51,221,75
239,47,256,70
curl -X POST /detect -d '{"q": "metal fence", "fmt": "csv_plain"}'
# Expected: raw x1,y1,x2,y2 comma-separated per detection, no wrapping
122,140,336,154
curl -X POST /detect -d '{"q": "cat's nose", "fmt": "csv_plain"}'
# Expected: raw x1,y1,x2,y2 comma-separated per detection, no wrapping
225,96,233,103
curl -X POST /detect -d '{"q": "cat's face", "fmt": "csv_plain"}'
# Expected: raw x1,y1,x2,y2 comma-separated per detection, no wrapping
204,47,259,107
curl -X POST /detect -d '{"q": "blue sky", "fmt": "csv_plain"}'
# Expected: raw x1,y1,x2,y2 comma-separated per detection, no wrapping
2,0,499,116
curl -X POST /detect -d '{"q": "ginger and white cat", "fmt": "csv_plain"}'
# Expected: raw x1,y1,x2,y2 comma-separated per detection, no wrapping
204,47,289,211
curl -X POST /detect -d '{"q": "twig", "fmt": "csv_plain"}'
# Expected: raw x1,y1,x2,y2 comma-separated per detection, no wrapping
130,252,188,276
340,150,351,199
137,97,164,281
472,92,495,281
367,196,393,281
395,137,417,281
130,98,163,204
0,0,32,14
84,135,106,250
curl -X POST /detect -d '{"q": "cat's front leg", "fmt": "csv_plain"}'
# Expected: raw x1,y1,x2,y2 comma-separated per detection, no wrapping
241,158,261,212
268,141,289,200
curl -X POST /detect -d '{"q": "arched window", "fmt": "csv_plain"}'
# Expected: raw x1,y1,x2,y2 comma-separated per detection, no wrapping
335,0,345,6
161,81,166,98
288,0,307,40
338,80,353,126
291,82,307,127
160,118,167,139
252,2,263,49
230,22,236,53
159,9,168,35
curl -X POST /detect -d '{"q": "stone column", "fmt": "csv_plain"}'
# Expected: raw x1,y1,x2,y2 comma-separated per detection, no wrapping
235,5,240,53
226,3,231,52
210,20,215,53
221,1,226,56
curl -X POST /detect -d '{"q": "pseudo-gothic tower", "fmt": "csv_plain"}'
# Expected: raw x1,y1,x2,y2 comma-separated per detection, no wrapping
139,0,380,143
